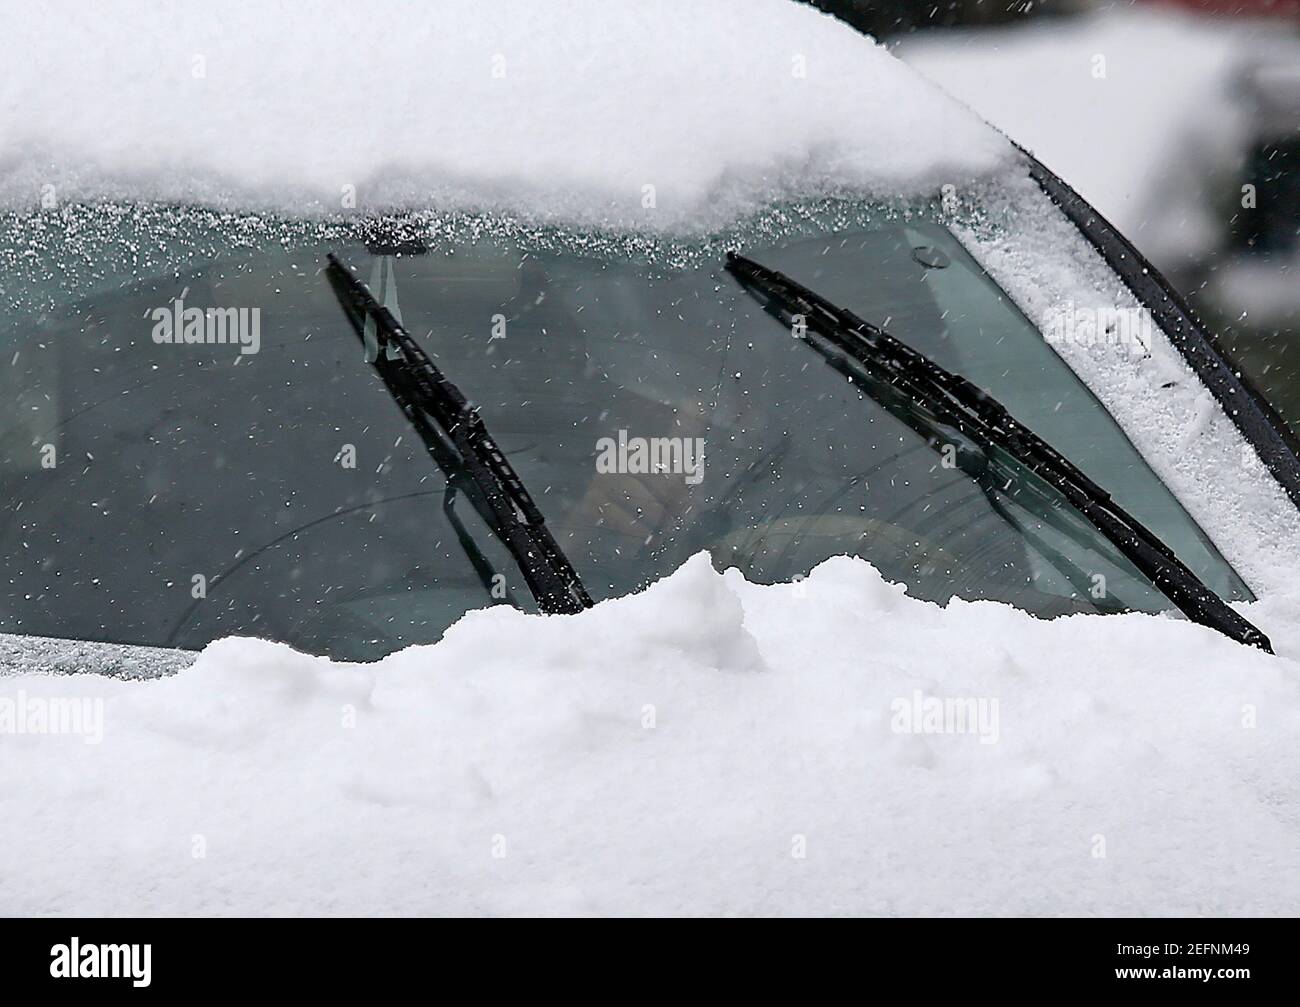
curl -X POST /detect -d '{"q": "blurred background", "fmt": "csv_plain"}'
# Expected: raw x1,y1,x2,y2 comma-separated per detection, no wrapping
805,0,1300,429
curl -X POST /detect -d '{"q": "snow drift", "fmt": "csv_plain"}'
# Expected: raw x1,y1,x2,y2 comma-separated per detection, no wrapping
3,553,1299,916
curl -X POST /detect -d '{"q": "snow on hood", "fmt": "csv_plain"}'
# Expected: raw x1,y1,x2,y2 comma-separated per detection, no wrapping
4,552,1299,916
0,0,1011,226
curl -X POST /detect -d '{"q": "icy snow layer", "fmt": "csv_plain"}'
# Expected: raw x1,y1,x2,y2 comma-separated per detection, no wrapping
3,552,1300,917
956,174,1300,599
0,632,190,680
0,0,1009,228
898,8,1281,268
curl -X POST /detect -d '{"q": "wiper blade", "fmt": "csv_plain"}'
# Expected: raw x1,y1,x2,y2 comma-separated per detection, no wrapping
325,253,593,616
726,251,1272,653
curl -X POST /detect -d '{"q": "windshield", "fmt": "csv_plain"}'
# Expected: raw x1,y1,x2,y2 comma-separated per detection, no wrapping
0,202,1251,660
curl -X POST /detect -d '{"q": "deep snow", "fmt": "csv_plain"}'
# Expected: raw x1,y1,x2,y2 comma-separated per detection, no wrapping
3,553,1299,916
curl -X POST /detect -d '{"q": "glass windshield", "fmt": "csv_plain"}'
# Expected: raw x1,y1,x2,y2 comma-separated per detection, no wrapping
0,202,1251,660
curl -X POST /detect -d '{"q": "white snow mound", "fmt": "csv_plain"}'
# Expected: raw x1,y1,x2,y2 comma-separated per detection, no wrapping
3,552,1299,916
0,0,1010,225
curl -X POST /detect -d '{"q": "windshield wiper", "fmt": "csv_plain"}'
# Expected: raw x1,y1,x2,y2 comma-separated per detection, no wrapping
325,252,593,616
726,251,1272,652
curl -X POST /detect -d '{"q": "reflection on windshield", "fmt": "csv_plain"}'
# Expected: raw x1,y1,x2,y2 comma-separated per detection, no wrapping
0,211,1251,660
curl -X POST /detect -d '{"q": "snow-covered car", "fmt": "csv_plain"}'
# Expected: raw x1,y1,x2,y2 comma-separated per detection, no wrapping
1,3,1298,675
8,0,1300,922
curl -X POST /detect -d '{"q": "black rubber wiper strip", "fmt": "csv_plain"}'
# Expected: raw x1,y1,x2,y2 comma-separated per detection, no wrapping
325,253,592,616
726,251,1271,653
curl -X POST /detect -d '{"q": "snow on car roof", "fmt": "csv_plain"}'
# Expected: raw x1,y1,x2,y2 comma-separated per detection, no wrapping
0,0,1011,225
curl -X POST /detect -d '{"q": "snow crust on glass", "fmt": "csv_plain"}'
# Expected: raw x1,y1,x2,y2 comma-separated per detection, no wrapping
958,176,1300,598
1,552,1296,916
0,0,1009,227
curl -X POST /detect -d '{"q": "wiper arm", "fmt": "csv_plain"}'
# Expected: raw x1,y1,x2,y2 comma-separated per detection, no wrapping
726,251,1272,653
325,252,593,616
